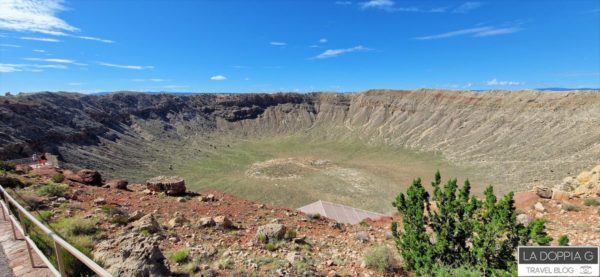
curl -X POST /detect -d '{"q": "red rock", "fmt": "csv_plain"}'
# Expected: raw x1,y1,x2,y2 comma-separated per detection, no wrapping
514,191,540,210
14,164,31,174
146,176,186,196
105,179,128,190
31,167,61,178
65,169,102,186
552,191,570,202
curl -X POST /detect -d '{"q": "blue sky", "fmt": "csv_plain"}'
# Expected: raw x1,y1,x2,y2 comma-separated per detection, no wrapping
0,0,599,93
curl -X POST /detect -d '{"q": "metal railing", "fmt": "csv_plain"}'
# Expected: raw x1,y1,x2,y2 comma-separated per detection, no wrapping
0,185,112,277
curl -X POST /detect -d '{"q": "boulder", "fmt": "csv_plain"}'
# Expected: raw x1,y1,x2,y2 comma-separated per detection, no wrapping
517,213,532,227
534,202,545,213
551,190,570,202
129,210,145,222
93,232,170,276
132,214,161,234
65,169,102,186
105,179,128,190
214,215,234,229
286,251,304,265
198,217,215,228
167,212,188,228
555,177,579,192
533,186,552,199
93,197,106,205
256,223,286,243
146,176,186,196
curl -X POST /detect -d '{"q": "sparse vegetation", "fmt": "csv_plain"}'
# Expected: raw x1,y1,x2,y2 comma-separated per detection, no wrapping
558,235,570,246
285,229,297,239
265,242,278,252
432,265,483,277
170,248,190,263
35,210,54,222
51,174,65,183
218,258,234,269
37,183,69,197
257,234,267,244
562,203,581,212
363,245,395,273
0,161,16,172
391,171,552,275
584,198,600,206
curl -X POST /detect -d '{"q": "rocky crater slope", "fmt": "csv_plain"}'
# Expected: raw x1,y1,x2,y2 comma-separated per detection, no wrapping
1,89,599,191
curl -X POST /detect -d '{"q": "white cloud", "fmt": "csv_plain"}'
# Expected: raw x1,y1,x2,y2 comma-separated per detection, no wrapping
98,62,153,70
68,82,83,86
309,44,319,48
33,49,45,52
20,36,60,42
415,26,523,40
0,43,20,47
335,1,352,5
0,62,67,73
486,78,521,86
452,2,483,13
25,57,86,65
269,41,287,46
0,0,114,43
210,75,227,81
77,36,114,44
319,38,328,43
314,45,370,59
360,0,394,9
0,0,77,35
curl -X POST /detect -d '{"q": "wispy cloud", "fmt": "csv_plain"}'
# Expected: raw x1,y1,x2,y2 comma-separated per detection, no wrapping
33,49,45,52
319,38,328,43
68,82,83,86
486,78,521,86
210,75,227,81
25,57,87,66
0,0,113,43
360,0,395,9
452,2,483,13
77,36,114,44
0,62,67,73
98,62,154,70
313,45,370,59
335,1,352,5
20,36,60,42
269,41,287,46
415,25,523,40
0,43,20,47
0,0,77,35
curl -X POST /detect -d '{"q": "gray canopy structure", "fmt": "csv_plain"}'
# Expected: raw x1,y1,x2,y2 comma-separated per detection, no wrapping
297,200,385,224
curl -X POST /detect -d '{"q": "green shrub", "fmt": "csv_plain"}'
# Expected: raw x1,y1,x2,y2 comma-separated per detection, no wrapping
391,171,552,275
558,235,570,246
584,198,600,207
0,176,23,188
433,265,483,277
285,229,297,239
35,210,54,222
52,217,98,237
562,203,581,212
218,258,233,269
265,242,278,252
170,248,189,263
51,174,65,183
253,256,274,266
101,204,120,216
0,161,16,171
37,183,69,197
258,234,267,244
308,213,320,220
363,245,395,273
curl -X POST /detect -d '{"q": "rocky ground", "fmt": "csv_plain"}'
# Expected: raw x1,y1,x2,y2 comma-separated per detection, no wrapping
3,162,599,276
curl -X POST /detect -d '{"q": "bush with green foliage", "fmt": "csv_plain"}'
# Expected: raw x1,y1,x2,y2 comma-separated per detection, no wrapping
391,171,552,275
558,235,570,246
363,245,395,273
37,183,69,197
0,161,16,172
51,174,65,183
584,198,600,207
562,203,580,212
170,248,189,263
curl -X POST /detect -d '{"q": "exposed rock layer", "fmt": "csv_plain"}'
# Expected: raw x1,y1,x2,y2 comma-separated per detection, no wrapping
1,89,599,189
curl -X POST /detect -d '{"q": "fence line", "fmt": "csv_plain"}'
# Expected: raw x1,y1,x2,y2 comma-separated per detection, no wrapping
0,185,112,277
